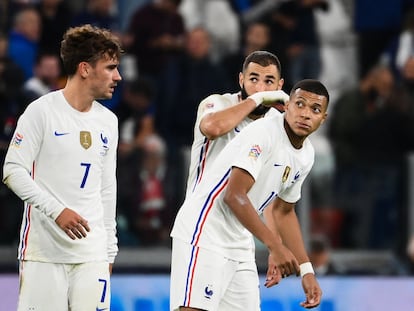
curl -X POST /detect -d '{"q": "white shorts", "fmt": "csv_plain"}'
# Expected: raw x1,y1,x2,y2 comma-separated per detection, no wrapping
17,260,111,311
170,238,260,311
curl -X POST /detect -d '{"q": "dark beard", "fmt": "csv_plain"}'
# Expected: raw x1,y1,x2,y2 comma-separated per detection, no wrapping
241,86,271,116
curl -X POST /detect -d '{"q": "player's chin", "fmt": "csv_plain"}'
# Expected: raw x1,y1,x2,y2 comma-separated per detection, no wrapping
101,92,114,99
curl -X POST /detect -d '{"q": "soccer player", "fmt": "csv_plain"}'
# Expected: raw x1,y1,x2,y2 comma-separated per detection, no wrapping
170,79,328,310
185,50,289,197
2,24,122,310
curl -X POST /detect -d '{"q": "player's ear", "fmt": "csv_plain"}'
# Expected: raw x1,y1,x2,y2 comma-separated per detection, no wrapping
79,62,90,78
320,112,328,124
238,72,243,89
277,78,285,90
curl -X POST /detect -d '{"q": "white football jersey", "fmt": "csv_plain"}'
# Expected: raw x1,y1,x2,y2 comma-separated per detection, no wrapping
3,90,118,264
185,92,278,196
171,112,314,261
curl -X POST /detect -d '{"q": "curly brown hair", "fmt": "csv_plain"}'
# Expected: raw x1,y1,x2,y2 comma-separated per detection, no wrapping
60,24,123,76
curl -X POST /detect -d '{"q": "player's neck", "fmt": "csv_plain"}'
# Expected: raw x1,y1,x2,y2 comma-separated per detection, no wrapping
62,78,94,112
283,119,304,149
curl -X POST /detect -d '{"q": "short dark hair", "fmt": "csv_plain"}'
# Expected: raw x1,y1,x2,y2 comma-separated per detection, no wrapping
291,79,330,104
60,24,123,76
242,50,282,76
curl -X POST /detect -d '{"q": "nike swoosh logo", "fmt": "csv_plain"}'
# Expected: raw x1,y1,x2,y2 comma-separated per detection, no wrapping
274,163,282,167
234,127,240,133
54,131,69,136
96,308,108,311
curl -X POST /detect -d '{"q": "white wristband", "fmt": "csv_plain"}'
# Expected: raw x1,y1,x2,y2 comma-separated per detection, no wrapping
247,92,264,107
300,262,314,278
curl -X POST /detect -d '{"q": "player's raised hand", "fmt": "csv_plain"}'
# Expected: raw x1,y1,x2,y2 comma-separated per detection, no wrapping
300,274,322,309
55,208,90,240
248,90,290,107
265,243,299,288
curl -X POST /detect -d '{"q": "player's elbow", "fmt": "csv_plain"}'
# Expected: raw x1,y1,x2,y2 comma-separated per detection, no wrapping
200,119,227,140
223,189,247,213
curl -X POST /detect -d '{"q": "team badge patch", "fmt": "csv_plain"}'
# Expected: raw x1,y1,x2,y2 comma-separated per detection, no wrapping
248,144,262,159
282,166,291,183
11,132,23,147
80,131,92,149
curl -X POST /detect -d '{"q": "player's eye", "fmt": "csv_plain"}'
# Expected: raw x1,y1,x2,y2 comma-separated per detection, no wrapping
313,107,322,113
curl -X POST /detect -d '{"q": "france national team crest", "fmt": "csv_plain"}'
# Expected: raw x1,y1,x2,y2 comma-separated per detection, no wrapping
80,131,92,149
248,144,262,159
204,285,214,299
100,132,109,156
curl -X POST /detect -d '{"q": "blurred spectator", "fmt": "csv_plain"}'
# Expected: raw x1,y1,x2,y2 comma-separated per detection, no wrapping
272,0,329,89
159,27,230,203
117,0,150,32
229,0,284,26
220,20,273,93
116,78,157,159
307,0,356,217
71,0,120,32
329,65,414,249
394,8,414,95
314,0,357,106
179,0,240,63
395,9,414,74
0,32,25,148
130,134,171,246
353,0,412,79
7,6,41,80
115,78,173,246
308,234,342,275
406,235,414,274
0,32,25,245
35,0,73,55
160,27,230,146
23,50,62,103
116,78,157,203
123,0,185,82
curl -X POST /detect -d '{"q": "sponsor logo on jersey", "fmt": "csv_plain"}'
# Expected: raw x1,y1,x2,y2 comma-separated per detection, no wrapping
282,166,291,183
204,285,213,299
11,132,23,147
54,130,69,136
80,131,92,149
248,144,262,159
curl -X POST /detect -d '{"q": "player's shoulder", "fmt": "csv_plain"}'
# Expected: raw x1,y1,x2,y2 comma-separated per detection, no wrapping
93,101,118,124
199,92,237,109
23,90,62,115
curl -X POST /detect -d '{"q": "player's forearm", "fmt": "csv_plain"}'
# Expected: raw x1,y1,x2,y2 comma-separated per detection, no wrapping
3,163,65,219
224,193,280,250
201,99,256,139
275,208,310,264
263,204,283,243
101,170,118,263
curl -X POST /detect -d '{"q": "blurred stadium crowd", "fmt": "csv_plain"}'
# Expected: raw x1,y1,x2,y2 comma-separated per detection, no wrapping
1,0,414,274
